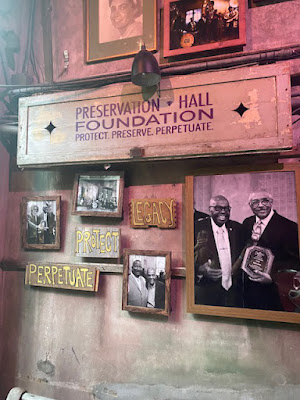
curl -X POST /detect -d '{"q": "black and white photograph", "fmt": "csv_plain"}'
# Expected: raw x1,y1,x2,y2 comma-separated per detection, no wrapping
186,167,300,323
98,0,143,43
86,0,156,62
122,249,171,315
21,196,61,250
72,171,124,217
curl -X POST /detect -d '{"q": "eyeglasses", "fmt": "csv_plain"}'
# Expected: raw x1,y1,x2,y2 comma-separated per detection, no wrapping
250,198,271,208
210,206,231,212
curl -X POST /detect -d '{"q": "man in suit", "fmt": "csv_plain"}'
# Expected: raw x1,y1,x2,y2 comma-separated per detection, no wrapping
242,190,300,311
146,267,165,309
194,195,245,307
128,260,148,307
39,202,56,244
27,204,41,244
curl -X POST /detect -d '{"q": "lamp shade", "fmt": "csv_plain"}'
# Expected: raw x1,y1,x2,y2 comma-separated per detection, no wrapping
131,45,161,87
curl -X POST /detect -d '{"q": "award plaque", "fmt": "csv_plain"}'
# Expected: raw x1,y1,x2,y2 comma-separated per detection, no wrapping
241,245,274,279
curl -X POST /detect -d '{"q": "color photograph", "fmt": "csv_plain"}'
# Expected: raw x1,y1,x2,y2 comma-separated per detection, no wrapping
164,0,246,57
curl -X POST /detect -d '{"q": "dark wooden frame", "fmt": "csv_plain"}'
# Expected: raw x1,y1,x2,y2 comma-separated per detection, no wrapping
186,164,300,324
122,249,171,316
21,196,61,250
86,0,157,62
72,171,124,218
163,0,246,58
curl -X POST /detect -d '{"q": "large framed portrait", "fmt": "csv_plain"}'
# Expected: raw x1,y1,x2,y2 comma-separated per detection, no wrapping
164,0,246,58
21,196,61,250
72,171,124,217
122,249,171,316
186,165,300,324
86,0,157,62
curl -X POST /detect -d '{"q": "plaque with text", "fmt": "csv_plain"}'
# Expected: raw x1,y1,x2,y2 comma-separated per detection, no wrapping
241,245,274,279
17,64,292,167
130,198,176,228
25,262,99,292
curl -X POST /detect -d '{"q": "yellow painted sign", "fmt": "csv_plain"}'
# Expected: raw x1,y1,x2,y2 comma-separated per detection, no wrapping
25,263,99,292
75,226,120,258
130,199,176,228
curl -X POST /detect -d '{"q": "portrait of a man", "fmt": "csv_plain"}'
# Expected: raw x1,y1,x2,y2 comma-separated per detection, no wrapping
99,0,143,43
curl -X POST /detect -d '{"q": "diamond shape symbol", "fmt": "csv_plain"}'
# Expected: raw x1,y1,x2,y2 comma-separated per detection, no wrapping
167,101,173,106
233,103,249,117
45,121,56,134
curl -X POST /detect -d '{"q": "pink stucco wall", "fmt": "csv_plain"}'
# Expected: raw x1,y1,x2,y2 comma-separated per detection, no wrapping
1,1,300,399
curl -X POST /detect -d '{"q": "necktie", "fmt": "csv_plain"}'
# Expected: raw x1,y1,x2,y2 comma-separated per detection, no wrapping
252,221,262,242
217,228,232,291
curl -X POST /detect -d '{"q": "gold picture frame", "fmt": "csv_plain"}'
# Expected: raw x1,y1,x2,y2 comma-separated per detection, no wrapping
86,0,157,62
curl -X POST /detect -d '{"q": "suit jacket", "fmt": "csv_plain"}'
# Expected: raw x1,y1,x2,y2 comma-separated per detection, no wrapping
150,280,165,309
39,212,56,244
27,214,41,243
242,211,300,311
128,274,148,307
194,217,245,307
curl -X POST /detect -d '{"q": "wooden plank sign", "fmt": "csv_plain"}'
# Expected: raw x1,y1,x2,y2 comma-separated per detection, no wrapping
130,199,176,228
75,226,120,258
25,262,99,292
17,63,292,167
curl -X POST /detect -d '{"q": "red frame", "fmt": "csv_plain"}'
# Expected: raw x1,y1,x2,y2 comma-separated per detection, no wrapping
163,0,246,58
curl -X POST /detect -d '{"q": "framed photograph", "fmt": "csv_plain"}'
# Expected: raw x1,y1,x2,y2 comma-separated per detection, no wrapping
122,249,171,316
186,165,300,324
21,196,61,250
72,171,124,217
164,0,246,57
86,0,157,62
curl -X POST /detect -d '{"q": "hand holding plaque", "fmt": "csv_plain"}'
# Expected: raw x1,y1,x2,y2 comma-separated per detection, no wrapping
241,245,274,283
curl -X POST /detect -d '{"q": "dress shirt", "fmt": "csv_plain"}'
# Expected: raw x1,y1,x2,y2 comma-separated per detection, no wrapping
255,209,274,235
211,219,232,290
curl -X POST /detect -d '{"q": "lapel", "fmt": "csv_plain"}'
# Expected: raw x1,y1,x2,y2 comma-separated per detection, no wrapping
207,219,220,261
130,274,142,292
259,212,275,243
226,221,236,259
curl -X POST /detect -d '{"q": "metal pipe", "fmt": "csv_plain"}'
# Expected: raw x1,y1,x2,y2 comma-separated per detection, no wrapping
0,124,18,135
6,388,56,400
3,46,300,96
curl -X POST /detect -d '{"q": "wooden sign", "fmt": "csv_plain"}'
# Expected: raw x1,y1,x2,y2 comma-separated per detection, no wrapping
130,199,176,228
17,64,292,167
25,262,99,292
75,226,120,258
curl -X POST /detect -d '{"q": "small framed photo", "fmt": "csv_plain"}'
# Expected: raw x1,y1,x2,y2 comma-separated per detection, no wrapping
122,249,171,316
72,171,124,217
21,196,61,250
164,0,246,58
86,0,157,62
186,165,300,324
